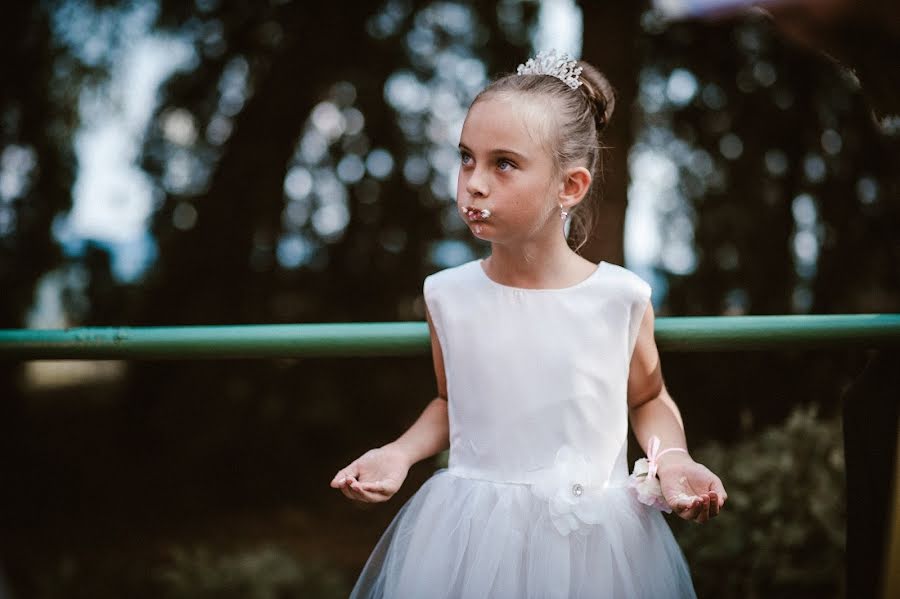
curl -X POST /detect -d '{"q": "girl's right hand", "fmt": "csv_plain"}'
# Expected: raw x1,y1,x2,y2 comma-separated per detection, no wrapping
330,444,411,503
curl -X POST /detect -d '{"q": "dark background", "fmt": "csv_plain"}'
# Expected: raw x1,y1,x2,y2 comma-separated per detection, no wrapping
0,0,897,597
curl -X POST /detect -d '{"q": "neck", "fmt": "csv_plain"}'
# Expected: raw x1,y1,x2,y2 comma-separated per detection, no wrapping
485,229,586,288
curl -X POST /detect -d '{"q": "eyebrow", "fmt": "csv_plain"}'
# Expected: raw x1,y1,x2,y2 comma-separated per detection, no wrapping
458,143,527,161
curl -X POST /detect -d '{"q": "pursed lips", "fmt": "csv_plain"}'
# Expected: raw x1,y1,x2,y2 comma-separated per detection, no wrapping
463,206,491,221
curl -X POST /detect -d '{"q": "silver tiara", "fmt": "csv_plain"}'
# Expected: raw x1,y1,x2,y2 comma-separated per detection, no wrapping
516,49,583,90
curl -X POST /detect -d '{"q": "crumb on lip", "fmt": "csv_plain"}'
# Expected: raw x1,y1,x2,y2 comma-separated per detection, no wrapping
463,206,491,221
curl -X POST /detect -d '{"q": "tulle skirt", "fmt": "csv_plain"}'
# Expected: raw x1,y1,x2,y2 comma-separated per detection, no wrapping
350,469,696,599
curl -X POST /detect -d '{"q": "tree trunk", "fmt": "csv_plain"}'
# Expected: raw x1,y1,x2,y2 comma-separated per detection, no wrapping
578,0,644,266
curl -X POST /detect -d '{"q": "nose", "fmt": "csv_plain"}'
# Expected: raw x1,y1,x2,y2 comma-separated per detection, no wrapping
464,166,489,198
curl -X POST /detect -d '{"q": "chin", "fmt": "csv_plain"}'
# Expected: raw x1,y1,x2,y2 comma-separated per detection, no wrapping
468,222,492,239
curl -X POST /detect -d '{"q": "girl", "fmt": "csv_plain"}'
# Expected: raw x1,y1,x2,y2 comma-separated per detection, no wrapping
331,50,727,598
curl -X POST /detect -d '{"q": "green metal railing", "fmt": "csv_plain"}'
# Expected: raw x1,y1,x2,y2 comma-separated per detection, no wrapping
1,313,899,359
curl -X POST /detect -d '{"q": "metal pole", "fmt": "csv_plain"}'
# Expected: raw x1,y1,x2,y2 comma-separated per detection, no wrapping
0,314,898,360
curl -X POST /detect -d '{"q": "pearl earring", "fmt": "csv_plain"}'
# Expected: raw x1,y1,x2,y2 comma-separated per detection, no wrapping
559,205,568,220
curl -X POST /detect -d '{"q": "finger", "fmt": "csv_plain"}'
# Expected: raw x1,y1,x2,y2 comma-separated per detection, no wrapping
343,478,372,503
708,492,720,518
680,505,702,521
331,463,360,487
708,477,727,507
350,480,387,503
338,475,358,497
695,495,711,523
357,480,384,493
686,503,704,520
358,480,392,496
674,495,702,520
339,481,356,501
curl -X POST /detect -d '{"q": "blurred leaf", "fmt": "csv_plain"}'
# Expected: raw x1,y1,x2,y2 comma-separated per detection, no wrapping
670,404,845,598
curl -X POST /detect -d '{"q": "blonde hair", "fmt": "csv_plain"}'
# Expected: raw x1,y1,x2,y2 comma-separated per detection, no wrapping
471,61,615,253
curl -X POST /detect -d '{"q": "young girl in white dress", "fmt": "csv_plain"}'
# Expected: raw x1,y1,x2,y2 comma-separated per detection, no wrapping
331,50,727,598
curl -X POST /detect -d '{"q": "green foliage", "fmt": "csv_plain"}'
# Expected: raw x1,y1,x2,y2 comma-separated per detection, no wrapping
670,404,845,598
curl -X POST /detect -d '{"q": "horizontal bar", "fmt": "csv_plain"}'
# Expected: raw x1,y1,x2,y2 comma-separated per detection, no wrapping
0,323,427,360
0,314,898,360
657,314,900,351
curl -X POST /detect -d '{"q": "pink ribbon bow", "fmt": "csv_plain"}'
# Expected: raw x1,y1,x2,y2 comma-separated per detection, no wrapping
646,435,688,480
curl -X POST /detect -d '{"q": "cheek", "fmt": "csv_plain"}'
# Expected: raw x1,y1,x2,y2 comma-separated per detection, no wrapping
504,199,536,220
515,175,555,207
455,171,467,204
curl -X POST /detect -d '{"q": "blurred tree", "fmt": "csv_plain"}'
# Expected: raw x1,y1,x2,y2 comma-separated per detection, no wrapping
579,1,642,265
0,3,83,328
632,11,898,317
0,0,117,524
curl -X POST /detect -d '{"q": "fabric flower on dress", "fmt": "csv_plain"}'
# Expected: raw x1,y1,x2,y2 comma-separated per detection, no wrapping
628,457,672,513
530,445,608,536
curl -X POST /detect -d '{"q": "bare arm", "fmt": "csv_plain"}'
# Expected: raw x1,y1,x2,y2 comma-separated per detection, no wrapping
627,302,688,458
384,396,448,467
627,302,727,522
386,303,449,464
330,304,449,502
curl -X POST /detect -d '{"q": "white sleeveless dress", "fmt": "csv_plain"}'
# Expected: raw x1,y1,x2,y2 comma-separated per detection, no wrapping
350,259,696,598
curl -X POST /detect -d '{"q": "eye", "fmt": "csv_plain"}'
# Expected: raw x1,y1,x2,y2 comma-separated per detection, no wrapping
497,158,514,171
459,151,473,166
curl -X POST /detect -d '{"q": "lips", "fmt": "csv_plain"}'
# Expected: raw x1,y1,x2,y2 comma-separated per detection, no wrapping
463,206,491,222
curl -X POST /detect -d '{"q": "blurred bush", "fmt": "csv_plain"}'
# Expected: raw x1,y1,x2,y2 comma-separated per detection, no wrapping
156,545,348,599
670,404,845,598
36,544,349,599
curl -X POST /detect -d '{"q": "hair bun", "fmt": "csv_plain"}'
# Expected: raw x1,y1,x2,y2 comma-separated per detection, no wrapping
577,62,615,134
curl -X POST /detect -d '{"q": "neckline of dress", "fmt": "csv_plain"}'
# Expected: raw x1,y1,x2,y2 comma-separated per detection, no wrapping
475,259,607,293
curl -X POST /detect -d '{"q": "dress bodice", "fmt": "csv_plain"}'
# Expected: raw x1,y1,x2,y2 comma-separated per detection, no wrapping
423,259,652,487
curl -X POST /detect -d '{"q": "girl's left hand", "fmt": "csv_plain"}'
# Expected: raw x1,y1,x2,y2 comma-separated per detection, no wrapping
657,456,727,523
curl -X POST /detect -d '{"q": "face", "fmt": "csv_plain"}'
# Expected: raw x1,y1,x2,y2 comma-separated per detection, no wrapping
456,95,559,241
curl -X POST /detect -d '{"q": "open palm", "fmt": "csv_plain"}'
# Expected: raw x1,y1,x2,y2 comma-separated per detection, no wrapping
330,446,411,503
658,459,727,523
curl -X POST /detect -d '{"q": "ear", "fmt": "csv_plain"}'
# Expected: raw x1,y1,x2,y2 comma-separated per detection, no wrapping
557,166,592,210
